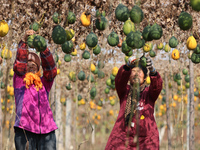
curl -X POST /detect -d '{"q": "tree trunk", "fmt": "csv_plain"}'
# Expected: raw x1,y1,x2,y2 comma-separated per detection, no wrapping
165,72,171,150
189,60,194,150
65,98,71,150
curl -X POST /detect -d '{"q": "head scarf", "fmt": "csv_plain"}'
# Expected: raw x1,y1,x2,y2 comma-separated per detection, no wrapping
24,70,43,91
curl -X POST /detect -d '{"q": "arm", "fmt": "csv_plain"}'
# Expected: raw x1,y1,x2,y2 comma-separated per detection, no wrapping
148,71,163,102
40,48,57,82
13,40,28,76
115,65,131,101
13,30,36,76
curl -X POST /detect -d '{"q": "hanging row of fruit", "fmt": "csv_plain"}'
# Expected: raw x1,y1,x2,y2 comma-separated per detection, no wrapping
0,0,200,103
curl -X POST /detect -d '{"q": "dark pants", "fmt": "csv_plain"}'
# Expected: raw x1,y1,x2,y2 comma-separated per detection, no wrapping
14,127,56,150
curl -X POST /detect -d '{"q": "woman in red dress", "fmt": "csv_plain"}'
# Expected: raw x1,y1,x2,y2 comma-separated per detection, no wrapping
105,56,163,150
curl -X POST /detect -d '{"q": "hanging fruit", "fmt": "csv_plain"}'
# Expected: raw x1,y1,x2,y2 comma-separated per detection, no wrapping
67,11,76,24
190,0,200,11
80,12,91,27
178,11,193,30
65,29,75,41
29,22,40,32
157,43,164,50
86,32,98,48
123,19,135,36
117,38,123,48
169,36,179,48
107,31,119,47
115,4,130,22
79,42,86,50
143,43,153,53
142,25,152,41
187,36,197,50
93,45,101,55
146,76,151,84
0,20,9,37
53,12,61,24
52,25,67,44
33,35,47,52
130,5,144,23
171,49,180,60
62,41,73,54
1,47,12,59
27,34,36,48
95,16,108,31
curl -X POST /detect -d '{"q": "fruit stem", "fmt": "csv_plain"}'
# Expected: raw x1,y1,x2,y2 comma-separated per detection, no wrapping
38,12,46,25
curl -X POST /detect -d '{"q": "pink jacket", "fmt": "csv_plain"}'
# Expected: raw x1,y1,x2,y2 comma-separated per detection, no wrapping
105,65,163,150
13,41,58,134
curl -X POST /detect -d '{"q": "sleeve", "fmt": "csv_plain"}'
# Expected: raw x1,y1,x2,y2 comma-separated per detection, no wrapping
40,48,57,81
148,71,163,102
13,40,28,76
115,65,131,102
41,77,54,93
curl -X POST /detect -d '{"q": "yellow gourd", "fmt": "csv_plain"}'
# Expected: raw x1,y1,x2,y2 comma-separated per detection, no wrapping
1,47,12,59
80,99,85,105
112,67,119,76
171,49,180,60
173,95,178,101
79,42,86,50
71,49,77,56
143,43,152,52
187,36,197,50
57,69,60,75
90,63,96,72
0,20,9,37
80,12,91,27
146,76,151,84
9,69,14,77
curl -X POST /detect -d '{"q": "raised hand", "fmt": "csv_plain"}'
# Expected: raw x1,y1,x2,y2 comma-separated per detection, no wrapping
22,30,35,42
126,56,139,68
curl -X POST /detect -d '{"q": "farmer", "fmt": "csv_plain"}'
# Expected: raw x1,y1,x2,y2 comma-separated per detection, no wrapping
13,30,57,150
105,56,163,149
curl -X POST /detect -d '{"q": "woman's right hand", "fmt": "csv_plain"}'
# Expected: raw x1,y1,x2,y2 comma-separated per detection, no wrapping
22,30,35,42
127,56,139,68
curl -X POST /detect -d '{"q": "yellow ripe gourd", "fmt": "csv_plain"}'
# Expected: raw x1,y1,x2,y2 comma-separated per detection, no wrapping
112,67,119,76
71,49,77,56
0,20,9,37
90,63,96,72
1,47,12,59
173,95,178,101
79,42,86,50
143,43,152,52
80,12,91,27
146,76,151,84
171,49,180,60
187,36,197,50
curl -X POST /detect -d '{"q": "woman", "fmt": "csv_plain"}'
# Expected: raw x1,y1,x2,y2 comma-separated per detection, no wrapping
105,56,163,150
13,30,57,150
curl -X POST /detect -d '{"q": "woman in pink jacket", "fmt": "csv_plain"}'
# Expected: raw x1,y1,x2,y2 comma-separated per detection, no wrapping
105,56,163,150
13,30,57,150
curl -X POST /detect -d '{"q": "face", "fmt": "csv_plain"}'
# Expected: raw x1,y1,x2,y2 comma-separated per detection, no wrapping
27,61,38,74
129,67,146,85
